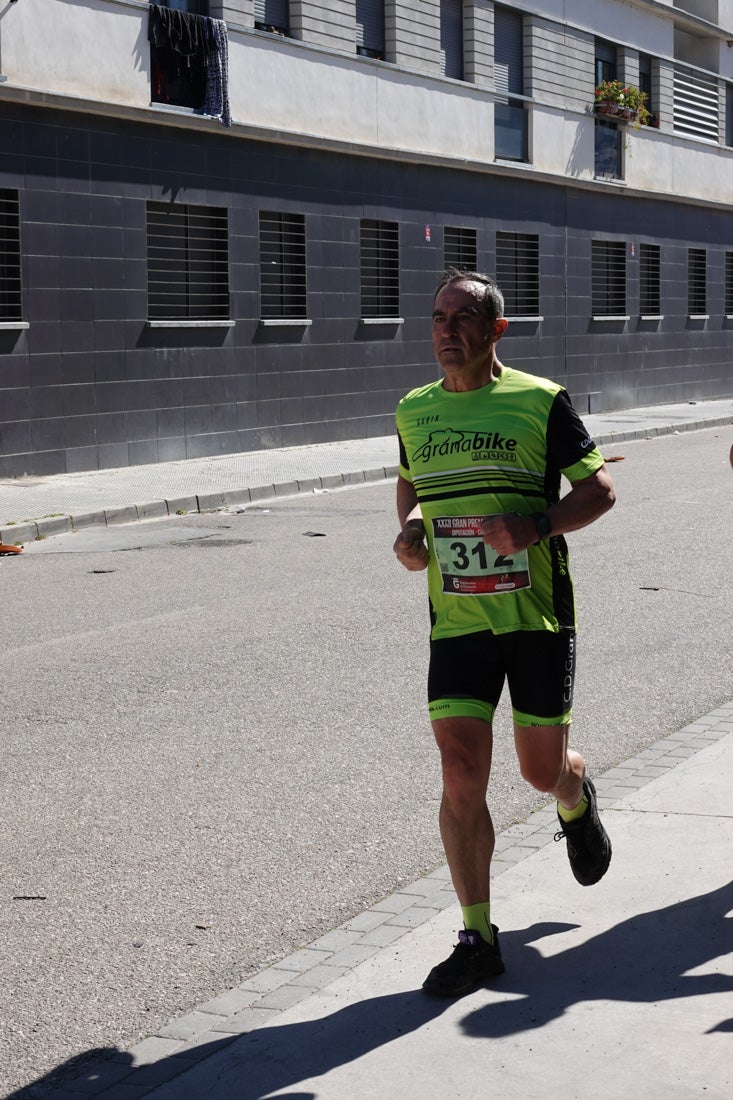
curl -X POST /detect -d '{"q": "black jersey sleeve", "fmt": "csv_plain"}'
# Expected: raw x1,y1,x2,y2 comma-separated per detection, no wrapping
546,390,598,471
398,430,410,473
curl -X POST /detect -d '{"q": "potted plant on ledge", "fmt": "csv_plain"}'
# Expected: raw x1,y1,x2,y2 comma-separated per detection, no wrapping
594,80,650,126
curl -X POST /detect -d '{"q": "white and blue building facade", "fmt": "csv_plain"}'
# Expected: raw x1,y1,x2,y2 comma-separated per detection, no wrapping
0,0,732,476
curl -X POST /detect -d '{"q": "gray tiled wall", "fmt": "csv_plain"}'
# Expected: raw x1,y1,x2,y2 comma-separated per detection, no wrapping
0,101,731,477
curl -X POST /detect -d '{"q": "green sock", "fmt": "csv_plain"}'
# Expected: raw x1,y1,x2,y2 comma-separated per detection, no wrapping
461,902,494,944
558,793,589,823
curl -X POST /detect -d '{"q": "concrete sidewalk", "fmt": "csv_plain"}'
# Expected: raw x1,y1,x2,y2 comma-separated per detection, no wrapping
32,700,733,1100
1,397,732,545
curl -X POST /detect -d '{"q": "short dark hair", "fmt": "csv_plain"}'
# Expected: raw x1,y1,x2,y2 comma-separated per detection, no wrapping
433,268,504,323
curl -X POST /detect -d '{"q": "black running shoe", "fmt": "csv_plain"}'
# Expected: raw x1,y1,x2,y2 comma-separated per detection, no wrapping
555,777,612,886
423,927,505,997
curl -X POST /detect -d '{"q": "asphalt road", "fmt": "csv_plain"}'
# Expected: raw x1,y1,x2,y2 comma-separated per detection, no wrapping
1,426,731,1096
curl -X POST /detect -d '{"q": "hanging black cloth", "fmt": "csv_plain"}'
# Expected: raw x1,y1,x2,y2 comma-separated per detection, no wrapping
148,4,216,109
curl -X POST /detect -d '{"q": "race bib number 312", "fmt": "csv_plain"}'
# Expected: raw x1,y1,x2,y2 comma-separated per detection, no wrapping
432,515,531,596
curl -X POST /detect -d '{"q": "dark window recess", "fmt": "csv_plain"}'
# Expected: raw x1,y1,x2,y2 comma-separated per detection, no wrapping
356,0,385,59
591,240,626,316
727,85,733,147
639,52,653,118
259,211,307,319
595,118,622,179
360,219,399,318
496,232,540,316
639,243,661,315
494,6,527,161
440,0,464,80
254,0,289,35
149,2,212,110
688,248,707,314
726,252,733,314
595,37,617,85
444,226,478,271
0,189,22,323
147,201,229,321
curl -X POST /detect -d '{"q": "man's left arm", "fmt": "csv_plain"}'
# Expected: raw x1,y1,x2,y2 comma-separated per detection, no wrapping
481,467,615,555
482,389,616,555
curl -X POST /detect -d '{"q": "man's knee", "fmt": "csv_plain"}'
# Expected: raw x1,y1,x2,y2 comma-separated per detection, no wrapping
433,718,492,803
519,756,565,793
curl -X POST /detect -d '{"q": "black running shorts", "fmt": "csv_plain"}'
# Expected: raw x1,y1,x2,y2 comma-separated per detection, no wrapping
427,629,576,727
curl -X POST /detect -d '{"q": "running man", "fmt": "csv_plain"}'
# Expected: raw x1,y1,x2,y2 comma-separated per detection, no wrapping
394,270,616,997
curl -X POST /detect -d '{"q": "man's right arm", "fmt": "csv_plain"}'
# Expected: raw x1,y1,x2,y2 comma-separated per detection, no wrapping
394,474,429,571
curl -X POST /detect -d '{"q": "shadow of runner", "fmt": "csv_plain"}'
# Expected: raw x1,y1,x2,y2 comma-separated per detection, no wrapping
11,990,453,1100
461,880,733,1039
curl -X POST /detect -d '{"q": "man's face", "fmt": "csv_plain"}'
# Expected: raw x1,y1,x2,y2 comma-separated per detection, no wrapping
432,281,501,379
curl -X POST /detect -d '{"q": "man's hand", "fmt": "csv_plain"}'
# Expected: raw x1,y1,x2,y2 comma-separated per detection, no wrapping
393,520,429,571
481,513,535,555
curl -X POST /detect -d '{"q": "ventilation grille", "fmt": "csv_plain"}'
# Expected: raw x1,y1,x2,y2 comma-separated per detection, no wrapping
591,240,626,316
0,189,22,323
444,227,478,272
147,202,229,321
688,248,707,314
496,232,540,316
360,219,399,318
639,243,661,315
259,211,307,319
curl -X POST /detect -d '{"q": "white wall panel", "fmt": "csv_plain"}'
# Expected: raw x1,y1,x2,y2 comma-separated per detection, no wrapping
2,0,151,107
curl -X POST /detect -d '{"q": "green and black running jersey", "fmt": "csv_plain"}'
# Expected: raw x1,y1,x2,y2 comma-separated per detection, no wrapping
396,366,605,640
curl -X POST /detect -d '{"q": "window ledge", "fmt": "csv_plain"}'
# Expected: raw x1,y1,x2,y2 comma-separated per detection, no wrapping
259,318,312,326
0,321,29,329
688,314,709,320
640,315,664,321
360,316,404,325
505,315,543,323
592,315,630,321
146,320,233,328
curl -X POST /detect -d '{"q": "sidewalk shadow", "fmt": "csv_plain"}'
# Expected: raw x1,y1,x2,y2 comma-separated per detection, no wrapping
461,879,733,1039
13,882,732,1098
13,991,451,1100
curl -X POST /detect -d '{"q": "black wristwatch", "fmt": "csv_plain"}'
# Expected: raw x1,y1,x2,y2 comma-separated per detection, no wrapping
531,512,552,544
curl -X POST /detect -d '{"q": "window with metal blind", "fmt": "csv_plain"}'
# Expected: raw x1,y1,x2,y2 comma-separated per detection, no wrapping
688,248,707,315
727,85,733,147
254,0,288,34
0,190,22,323
444,226,477,272
494,6,526,161
440,0,464,80
725,253,733,315
360,219,399,318
356,0,384,59
595,38,617,86
496,232,539,317
259,212,307,319
638,53,653,118
639,244,661,315
591,240,626,316
146,202,229,321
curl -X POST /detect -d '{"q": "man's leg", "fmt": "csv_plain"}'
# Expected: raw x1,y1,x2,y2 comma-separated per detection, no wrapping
423,716,505,996
433,715,494,905
513,722,584,806
514,723,611,886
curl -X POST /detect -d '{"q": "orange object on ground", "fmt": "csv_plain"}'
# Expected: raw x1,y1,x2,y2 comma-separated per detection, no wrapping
0,542,23,555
